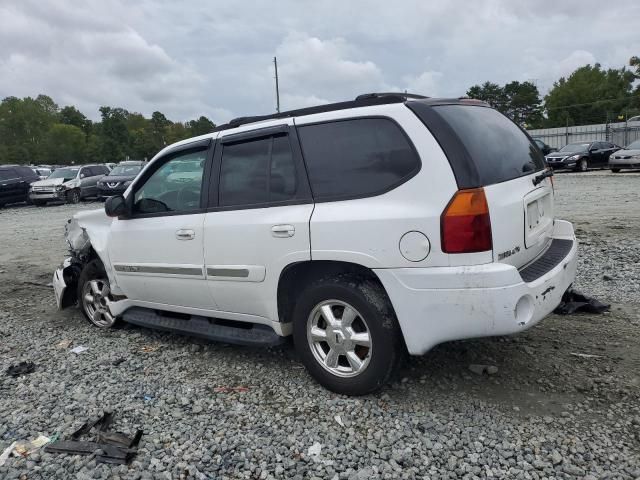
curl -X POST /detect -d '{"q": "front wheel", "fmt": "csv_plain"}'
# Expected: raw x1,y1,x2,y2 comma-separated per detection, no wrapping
576,158,588,172
292,275,403,395
66,189,81,204
77,259,119,328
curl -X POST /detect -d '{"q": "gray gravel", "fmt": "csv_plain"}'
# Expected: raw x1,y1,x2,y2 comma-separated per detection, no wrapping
1,172,639,479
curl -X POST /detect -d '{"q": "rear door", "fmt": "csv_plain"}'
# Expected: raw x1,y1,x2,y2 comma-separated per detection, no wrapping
408,102,552,269
202,121,313,319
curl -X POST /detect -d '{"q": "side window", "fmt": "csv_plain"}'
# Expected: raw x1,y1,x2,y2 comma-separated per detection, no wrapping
0,168,19,181
79,167,90,178
219,134,297,207
297,118,420,200
133,149,206,214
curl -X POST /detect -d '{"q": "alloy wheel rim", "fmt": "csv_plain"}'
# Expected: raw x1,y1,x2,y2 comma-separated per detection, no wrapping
306,300,372,378
82,279,115,328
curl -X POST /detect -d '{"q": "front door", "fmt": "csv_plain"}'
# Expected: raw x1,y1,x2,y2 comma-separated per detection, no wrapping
203,122,314,320
109,141,216,310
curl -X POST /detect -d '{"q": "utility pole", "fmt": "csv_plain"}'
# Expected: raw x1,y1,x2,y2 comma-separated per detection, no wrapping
273,56,280,113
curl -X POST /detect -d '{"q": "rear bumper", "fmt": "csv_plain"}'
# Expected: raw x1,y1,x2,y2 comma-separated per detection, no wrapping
374,220,578,355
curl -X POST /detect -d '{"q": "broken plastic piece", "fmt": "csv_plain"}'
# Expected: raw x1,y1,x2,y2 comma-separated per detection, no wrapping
70,346,88,354
554,288,610,315
13,435,51,457
44,411,143,465
6,361,35,377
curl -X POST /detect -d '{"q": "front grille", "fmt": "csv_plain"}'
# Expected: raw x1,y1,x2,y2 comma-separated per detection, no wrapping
519,238,573,283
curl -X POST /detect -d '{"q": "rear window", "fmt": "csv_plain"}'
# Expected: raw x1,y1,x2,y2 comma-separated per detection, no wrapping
432,105,545,185
297,118,420,201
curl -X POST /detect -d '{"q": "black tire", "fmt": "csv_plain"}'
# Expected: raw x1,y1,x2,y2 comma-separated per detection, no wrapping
611,168,621,173
66,189,81,204
576,158,588,172
77,259,119,329
292,274,403,395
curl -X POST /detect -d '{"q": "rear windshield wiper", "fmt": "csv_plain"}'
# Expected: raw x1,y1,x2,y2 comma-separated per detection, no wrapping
532,169,553,186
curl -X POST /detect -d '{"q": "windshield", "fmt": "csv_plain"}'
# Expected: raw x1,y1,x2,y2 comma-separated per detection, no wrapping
559,143,589,153
109,165,143,176
48,167,79,181
625,140,640,150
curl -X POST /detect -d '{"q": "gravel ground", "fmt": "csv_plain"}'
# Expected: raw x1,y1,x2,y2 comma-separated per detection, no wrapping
0,171,639,480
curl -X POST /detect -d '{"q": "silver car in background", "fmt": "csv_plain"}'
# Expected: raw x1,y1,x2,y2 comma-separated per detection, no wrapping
609,139,640,172
29,164,110,205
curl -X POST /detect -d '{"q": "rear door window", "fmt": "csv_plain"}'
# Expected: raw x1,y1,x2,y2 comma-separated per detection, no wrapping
432,105,545,185
0,168,19,181
297,118,420,201
219,134,298,207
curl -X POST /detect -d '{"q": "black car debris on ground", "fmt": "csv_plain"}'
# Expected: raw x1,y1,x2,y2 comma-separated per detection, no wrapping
96,161,145,200
545,141,620,172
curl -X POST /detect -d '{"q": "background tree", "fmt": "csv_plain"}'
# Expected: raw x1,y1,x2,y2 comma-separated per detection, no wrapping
543,64,635,126
44,124,87,164
467,80,543,127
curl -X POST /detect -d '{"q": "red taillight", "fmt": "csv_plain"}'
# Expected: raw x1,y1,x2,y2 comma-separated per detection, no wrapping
441,188,492,253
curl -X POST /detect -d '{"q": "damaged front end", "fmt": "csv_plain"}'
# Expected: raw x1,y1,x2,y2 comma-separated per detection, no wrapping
53,211,115,309
53,218,92,309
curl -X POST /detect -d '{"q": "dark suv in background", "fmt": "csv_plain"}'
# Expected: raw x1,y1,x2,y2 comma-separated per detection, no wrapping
97,161,145,200
0,165,40,208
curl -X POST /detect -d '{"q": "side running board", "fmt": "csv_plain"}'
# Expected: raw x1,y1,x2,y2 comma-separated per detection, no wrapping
122,307,284,347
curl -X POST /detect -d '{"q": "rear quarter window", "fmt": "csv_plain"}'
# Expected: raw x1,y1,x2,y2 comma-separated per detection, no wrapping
297,118,420,201
432,105,545,185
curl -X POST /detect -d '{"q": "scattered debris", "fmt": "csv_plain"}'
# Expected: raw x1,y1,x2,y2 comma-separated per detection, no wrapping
213,386,249,393
334,415,345,427
45,411,143,465
70,346,88,355
6,361,35,377
570,352,602,359
13,435,51,457
143,394,154,402
112,358,126,366
140,345,159,353
0,442,17,467
57,339,73,349
554,288,610,315
307,442,322,459
468,364,499,376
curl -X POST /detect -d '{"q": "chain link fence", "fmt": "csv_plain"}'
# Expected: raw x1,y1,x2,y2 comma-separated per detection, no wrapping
528,121,640,148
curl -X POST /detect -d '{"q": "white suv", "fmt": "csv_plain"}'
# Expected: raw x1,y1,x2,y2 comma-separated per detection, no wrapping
53,93,578,395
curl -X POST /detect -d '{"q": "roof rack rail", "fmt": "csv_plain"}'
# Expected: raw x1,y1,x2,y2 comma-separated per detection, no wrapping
213,92,429,132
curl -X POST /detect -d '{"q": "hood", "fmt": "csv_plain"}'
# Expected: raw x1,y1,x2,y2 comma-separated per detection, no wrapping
99,174,136,183
611,148,640,158
547,150,584,158
31,177,67,187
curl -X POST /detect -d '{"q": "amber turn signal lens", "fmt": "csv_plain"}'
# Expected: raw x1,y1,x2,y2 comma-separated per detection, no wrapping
441,188,492,254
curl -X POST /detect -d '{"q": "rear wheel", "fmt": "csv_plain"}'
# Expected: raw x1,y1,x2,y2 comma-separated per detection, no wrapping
292,275,403,395
576,158,588,172
66,189,81,204
611,168,621,173
77,259,119,329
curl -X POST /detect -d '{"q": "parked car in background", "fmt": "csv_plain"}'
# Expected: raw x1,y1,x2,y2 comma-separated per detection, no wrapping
545,141,620,171
609,139,640,172
97,161,145,200
31,166,52,180
53,93,577,395
627,115,640,123
533,138,557,156
0,165,40,208
105,163,116,171
29,164,110,205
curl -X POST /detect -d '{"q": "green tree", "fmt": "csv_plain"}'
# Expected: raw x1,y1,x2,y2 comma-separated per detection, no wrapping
467,81,543,127
187,116,215,136
544,64,635,126
44,124,86,164
98,106,130,163
467,81,508,111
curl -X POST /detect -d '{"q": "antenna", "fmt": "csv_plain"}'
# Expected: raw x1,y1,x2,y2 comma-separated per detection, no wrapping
274,56,281,113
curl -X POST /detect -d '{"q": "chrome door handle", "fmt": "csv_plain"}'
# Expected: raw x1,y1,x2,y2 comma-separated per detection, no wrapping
271,224,295,238
176,229,195,240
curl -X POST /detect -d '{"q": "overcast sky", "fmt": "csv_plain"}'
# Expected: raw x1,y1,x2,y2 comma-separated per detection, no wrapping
1,0,639,124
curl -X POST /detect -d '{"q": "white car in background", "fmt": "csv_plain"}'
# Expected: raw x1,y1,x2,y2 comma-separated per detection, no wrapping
609,139,640,172
52,93,578,395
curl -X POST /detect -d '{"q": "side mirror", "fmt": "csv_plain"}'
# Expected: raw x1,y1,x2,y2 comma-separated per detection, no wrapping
105,195,127,218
